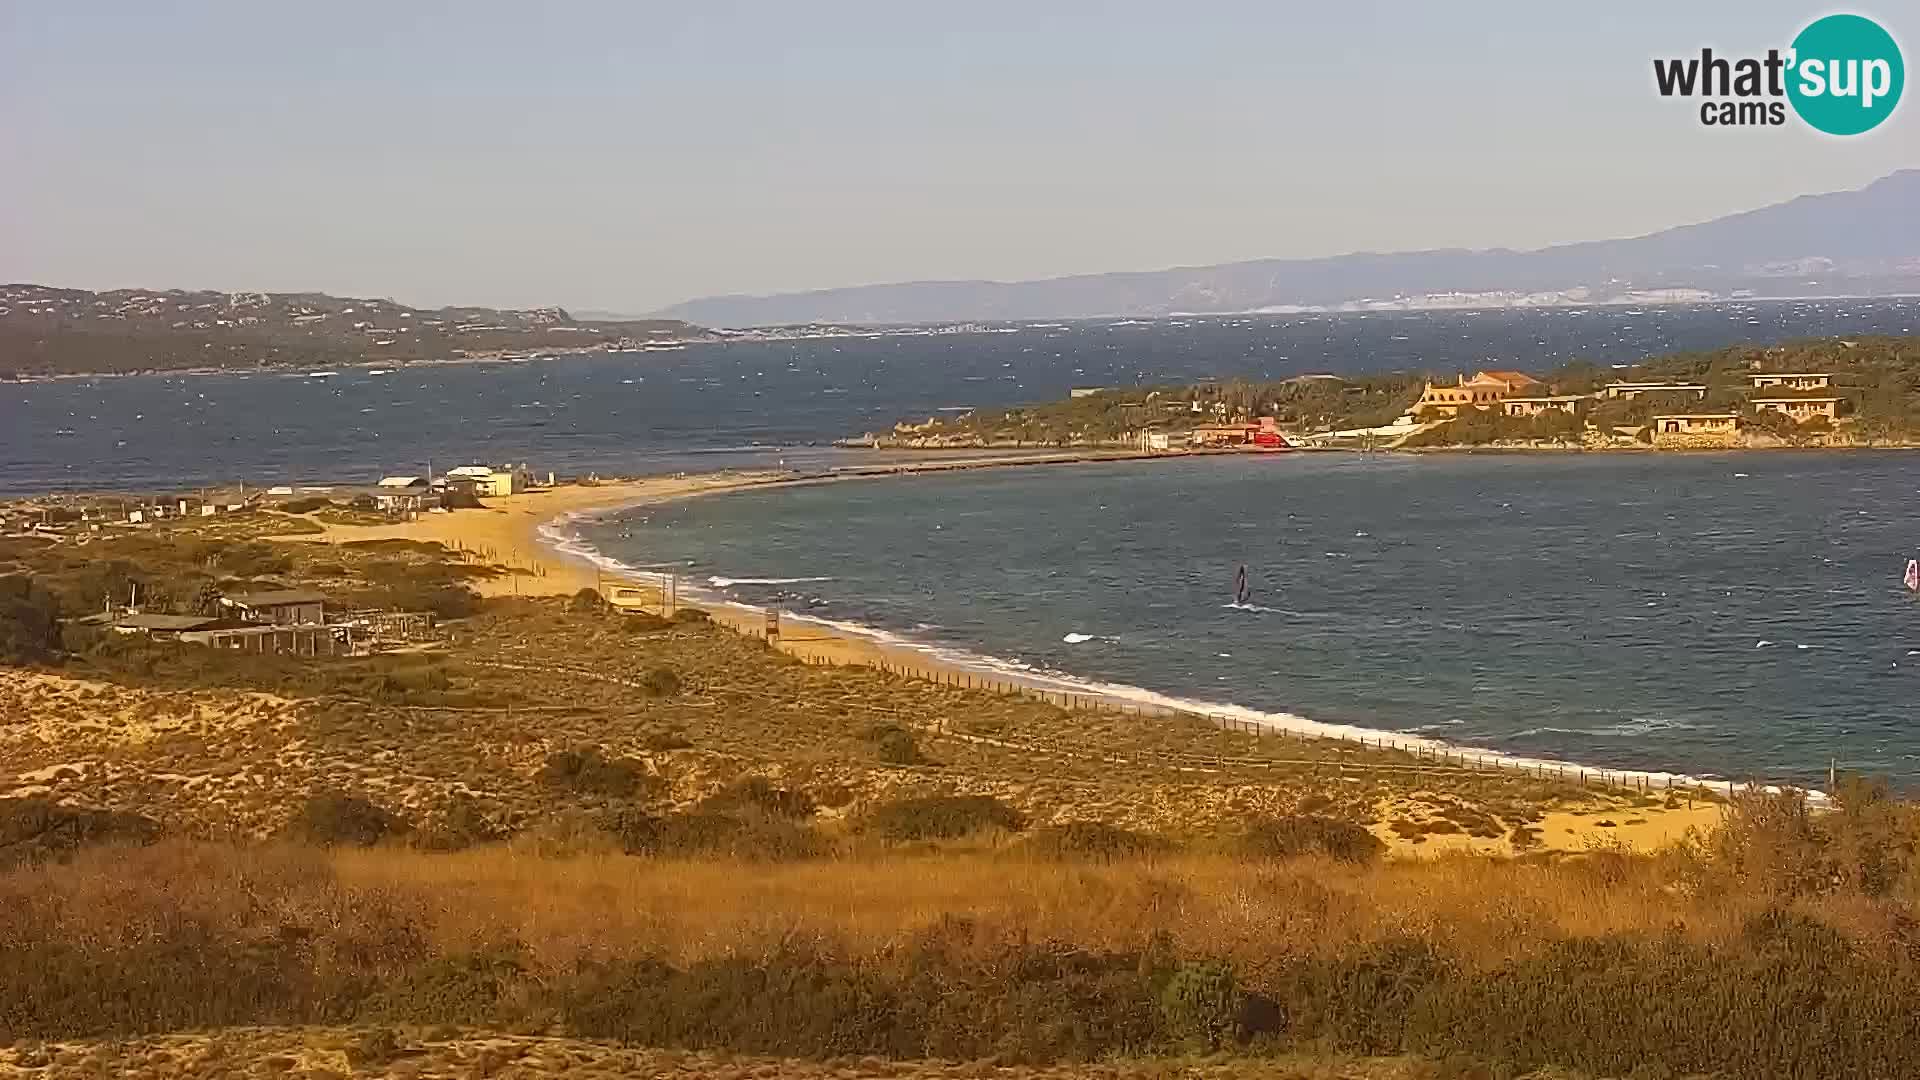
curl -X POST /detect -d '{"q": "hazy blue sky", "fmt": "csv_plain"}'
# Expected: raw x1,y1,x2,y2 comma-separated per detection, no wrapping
4,2,1913,313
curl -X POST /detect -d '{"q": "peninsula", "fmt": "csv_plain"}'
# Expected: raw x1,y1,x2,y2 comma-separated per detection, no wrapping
853,334,1920,451
0,284,710,378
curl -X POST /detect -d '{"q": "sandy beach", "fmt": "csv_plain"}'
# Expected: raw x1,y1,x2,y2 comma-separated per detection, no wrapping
283,459,1726,855
288,452,1162,673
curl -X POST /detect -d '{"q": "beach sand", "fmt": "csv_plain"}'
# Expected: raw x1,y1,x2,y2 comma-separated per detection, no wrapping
284,469,1030,674
287,469,1724,856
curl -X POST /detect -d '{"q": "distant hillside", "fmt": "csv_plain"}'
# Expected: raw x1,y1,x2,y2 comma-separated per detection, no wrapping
0,286,710,377
657,170,1920,326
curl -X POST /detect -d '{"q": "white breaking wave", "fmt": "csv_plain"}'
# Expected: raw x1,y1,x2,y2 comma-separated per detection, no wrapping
709,576,835,588
1062,632,1097,644
532,502,1820,801
1595,716,1701,736
534,506,675,587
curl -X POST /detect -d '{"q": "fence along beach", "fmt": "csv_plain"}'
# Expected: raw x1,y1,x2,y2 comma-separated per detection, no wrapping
296,462,1760,829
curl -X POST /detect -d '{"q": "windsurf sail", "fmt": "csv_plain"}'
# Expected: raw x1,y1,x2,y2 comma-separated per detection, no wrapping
1234,564,1250,605
1905,559,1918,592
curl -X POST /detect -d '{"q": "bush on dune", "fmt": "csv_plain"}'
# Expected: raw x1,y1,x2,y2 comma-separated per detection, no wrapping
283,792,405,847
605,808,826,862
0,798,160,870
1018,821,1174,861
1231,815,1385,864
862,722,928,766
859,795,1025,842
536,748,650,799
696,777,816,820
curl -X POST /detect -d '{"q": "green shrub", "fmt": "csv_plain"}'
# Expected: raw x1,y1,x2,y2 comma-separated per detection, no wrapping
670,607,710,624
284,792,403,847
391,584,481,620
0,798,161,869
697,778,816,820
0,575,61,664
861,795,1026,842
1271,936,1452,1056
862,722,926,765
344,1028,404,1069
1232,815,1385,864
362,946,527,1025
622,612,670,633
900,919,1166,1062
639,666,681,697
278,496,331,514
411,795,506,852
569,588,606,613
641,729,692,752
1158,960,1240,1049
214,542,291,577
563,950,905,1058
0,921,321,1039
606,809,826,861
535,748,647,798
1019,821,1171,861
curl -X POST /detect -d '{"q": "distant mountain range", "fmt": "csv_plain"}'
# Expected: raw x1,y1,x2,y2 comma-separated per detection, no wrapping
0,286,707,377
654,170,1920,327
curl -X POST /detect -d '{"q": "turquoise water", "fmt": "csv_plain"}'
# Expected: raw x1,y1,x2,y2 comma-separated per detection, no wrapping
580,452,1920,788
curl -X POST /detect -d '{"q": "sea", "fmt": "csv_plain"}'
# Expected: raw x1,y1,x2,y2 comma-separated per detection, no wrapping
576,451,1920,789
6,298,1917,496
9,297,1920,785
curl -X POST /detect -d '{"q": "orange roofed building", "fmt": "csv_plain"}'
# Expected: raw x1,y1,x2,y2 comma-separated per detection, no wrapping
1412,370,1547,417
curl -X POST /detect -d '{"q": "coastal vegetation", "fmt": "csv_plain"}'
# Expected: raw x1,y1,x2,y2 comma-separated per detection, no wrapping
866,334,1920,449
0,284,705,378
8,521,1920,1076
11,795,1920,1078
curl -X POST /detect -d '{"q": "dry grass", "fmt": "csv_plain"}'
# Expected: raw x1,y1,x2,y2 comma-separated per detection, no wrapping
0,1028,1575,1080
315,844,1786,972
4,814,1918,1074
0,838,1775,981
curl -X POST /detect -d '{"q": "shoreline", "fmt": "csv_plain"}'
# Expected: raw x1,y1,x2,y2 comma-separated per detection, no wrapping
294,454,1765,817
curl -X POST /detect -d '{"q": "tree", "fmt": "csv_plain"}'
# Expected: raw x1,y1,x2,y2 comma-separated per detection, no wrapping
1529,409,1581,442
1547,358,1606,394
0,576,61,665
1745,408,1796,440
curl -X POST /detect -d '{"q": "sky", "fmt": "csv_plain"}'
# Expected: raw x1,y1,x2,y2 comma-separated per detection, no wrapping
3,1,1915,314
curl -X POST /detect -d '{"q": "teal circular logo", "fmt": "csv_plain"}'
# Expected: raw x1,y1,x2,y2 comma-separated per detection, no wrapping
1787,14,1904,135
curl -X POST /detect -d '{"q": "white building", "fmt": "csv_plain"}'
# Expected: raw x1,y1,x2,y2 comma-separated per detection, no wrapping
443,464,532,498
